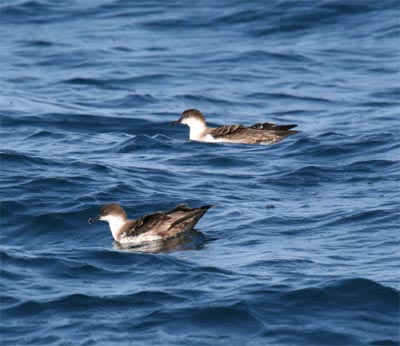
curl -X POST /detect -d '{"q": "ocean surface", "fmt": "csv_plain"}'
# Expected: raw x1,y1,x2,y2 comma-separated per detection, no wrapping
1,0,399,345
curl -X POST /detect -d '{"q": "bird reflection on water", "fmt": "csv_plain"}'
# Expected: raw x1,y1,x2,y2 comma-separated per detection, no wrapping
113,229,209,253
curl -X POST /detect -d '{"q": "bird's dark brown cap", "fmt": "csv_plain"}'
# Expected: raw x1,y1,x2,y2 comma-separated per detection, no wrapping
172,109,206,125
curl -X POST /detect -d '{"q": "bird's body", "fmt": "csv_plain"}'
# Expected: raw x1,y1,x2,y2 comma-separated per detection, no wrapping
173,109,299,144
89,203,211,246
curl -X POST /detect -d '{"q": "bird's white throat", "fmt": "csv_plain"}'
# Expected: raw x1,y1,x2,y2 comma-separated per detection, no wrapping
186,119,206,140
100,215,126,241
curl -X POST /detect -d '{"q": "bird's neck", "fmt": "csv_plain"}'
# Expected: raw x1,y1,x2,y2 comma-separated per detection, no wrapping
106,216,127,241
188,120,207,140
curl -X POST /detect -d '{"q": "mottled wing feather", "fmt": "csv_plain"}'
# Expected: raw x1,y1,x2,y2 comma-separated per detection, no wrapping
123,212,169,237
122,205,212,240
211,123,298,139
210,125,246,138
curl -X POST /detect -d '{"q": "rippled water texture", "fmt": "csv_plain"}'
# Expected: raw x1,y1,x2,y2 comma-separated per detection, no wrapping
1,0,399,345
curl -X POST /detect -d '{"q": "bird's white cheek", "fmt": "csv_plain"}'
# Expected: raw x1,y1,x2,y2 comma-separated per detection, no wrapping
100,215,117,223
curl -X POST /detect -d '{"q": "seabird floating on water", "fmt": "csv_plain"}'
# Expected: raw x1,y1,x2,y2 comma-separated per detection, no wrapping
172,109,299,144
88,203,211,246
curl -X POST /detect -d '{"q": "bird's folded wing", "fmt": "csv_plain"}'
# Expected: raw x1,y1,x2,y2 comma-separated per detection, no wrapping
210,125,245,138
123,212,167,237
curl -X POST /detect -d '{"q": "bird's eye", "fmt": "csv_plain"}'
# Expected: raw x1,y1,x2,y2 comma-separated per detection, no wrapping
182,114,186,118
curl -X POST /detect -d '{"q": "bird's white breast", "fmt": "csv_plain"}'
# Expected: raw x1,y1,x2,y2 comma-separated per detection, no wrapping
203,134,216,142
119,233,163,245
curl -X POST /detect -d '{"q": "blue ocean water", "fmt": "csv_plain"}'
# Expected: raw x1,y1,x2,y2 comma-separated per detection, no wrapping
1,0,399,345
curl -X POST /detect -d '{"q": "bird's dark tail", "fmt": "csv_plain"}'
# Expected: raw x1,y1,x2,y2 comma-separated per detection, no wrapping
251,122,298,131
168,205,212,229
275,130,300,142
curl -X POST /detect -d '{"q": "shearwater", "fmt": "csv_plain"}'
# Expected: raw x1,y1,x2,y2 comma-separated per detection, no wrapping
88,203,212,245
172,109,299,144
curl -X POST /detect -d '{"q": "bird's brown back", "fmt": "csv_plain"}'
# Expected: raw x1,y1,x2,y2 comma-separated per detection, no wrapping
121,204,211,239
